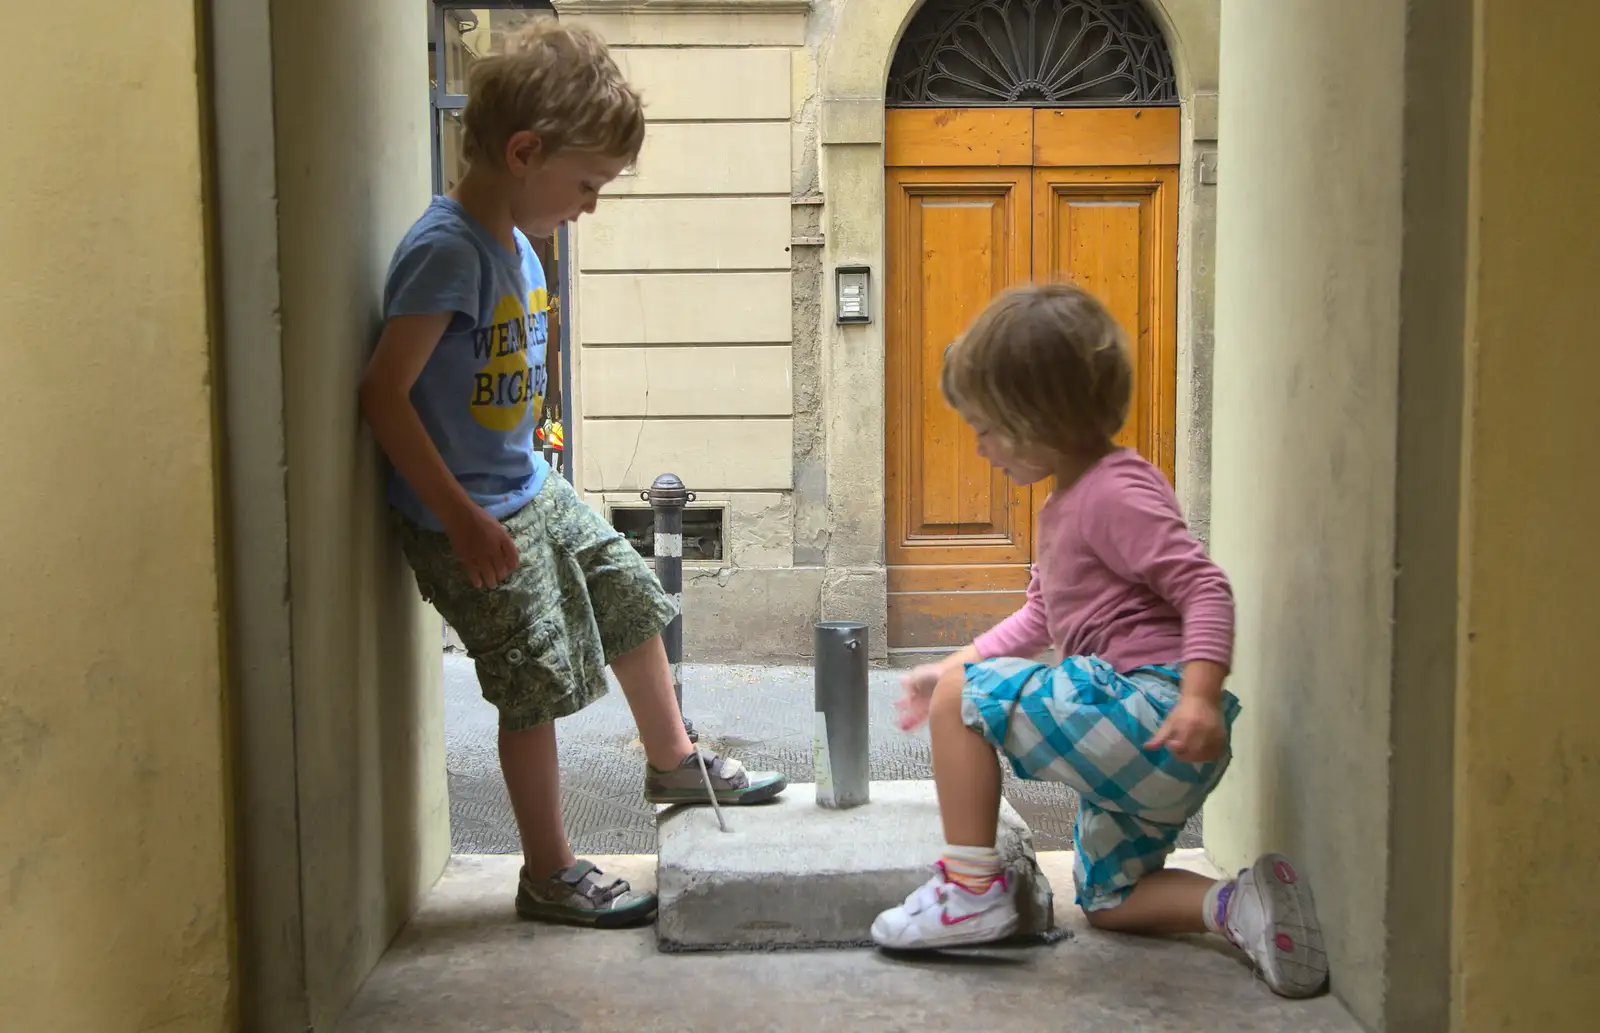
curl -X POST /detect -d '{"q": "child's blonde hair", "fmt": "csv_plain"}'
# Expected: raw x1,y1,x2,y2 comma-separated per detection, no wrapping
461,19,645,167
941,282,1132,456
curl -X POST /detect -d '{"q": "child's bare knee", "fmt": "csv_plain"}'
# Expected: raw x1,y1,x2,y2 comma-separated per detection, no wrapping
929,668,967,719
1083,903,1122,930
1081,892,1141,931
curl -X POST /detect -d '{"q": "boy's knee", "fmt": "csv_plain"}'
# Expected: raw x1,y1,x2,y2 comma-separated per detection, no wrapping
1083,902,1123,930
929,666,967,719
1081,891,1145,931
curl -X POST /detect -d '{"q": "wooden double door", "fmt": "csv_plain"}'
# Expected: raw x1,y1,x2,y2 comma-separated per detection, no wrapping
885,106,1180,650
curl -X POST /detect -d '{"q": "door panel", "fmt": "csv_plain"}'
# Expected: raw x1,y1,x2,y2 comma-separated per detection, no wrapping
885,111,1179,651
1032,166,1178,479
1031,108,1180,166
885,109,1034,167
886,167,1033,644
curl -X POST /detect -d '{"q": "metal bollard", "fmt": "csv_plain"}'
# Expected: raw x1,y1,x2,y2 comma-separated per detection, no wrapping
643,472,697,744
813,620,870,809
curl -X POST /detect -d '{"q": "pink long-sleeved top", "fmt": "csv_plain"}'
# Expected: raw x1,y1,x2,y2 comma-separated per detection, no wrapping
973,449,1234,672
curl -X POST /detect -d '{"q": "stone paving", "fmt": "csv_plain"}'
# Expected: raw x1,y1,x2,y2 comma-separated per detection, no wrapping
443,653,1204,856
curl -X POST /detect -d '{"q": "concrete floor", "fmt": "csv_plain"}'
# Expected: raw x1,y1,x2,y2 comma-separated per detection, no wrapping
336,851,1361,1033
443,654,1204,856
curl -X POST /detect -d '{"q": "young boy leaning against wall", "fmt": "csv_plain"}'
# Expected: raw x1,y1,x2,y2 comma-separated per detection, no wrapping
360,20,788,929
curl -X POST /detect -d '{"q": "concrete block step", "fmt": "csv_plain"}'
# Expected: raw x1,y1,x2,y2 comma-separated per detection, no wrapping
655,780,1055,951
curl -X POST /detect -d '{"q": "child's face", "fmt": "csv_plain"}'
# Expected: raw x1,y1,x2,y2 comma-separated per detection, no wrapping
963,412,1056,485
506,133,630,238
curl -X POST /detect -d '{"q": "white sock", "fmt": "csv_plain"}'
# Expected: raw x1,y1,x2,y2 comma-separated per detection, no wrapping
941,844,1003,893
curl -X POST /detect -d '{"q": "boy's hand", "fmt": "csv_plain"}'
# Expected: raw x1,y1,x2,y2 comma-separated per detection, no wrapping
1146,696,1226,763
894,664,943,732
896,668,940,732
444,504,519,589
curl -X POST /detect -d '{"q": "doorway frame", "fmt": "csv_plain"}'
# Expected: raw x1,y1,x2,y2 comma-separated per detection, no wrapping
815,0,1221,647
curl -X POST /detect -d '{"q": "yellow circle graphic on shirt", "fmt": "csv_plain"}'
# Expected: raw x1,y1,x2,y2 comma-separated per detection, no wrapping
470,288,547,432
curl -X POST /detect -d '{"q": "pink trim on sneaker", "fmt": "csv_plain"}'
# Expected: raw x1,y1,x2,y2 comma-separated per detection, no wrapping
935,857,1009,895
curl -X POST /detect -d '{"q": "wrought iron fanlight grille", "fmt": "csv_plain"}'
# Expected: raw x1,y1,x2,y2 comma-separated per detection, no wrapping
887,0,1178,108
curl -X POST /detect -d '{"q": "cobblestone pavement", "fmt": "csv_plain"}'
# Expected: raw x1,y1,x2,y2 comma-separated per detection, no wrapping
443,653,1204,855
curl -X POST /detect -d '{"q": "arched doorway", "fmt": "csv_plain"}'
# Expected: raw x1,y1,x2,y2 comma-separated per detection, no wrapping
884,0,1182,649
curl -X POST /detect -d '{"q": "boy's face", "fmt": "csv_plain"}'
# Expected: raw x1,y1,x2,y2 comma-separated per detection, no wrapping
505,131,630,239
962,412,1056,486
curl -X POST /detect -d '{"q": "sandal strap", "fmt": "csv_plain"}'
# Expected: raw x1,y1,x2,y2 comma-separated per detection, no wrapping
702,753,749,788
555,861,632,908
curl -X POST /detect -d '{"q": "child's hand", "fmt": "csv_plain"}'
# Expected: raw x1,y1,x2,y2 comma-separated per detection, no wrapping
894,664,942,732
1146,696,1226,763
444,503,520,589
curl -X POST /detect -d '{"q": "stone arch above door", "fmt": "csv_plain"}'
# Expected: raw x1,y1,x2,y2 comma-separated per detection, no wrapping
813,0,1220,654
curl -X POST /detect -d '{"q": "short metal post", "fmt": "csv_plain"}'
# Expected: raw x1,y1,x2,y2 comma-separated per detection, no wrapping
814,620,870,809
643,473,697,744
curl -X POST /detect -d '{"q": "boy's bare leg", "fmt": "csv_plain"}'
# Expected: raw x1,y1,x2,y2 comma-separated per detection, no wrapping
499,722,577,878
928,665,1003,847
607,634,695,771
869,665,1016,949
1091,860,1329,998
612,633,789,805
1085,869,1213,935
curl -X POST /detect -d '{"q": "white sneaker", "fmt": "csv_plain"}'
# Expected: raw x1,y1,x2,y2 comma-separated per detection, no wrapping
871,862,1019,949
1220,853,1329,998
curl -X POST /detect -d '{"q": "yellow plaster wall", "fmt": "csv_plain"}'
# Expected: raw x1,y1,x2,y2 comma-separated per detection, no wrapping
0,3,233,1031
268,0,450,1024
1452,1,1600,1028
1205,1,1406,1024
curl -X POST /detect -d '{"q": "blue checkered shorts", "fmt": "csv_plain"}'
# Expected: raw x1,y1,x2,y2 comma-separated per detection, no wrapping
962,654,1241,911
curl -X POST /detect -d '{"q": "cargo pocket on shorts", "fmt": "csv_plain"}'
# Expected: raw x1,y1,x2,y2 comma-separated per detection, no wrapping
472,618,577,719
410,570,441,608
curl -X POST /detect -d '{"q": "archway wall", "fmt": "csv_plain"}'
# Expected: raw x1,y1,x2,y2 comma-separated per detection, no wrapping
814,0,1222,648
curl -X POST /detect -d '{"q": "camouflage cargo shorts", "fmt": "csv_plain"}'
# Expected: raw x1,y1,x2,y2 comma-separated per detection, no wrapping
397,474,677,731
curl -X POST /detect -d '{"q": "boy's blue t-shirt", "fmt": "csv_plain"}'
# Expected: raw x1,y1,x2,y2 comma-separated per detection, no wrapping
382,196,551,530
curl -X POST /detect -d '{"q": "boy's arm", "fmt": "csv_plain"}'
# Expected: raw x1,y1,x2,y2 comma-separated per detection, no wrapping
360,313,517,588
1078,467,1231,761
907,570,1047,689
895,569,1047,732
1173,659,1226,706
1080,469,1234,693
965,566,1052,667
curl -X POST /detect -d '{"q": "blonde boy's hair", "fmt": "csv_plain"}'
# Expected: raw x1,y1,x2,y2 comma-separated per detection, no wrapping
941,282,1132,456
461,19,645,166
